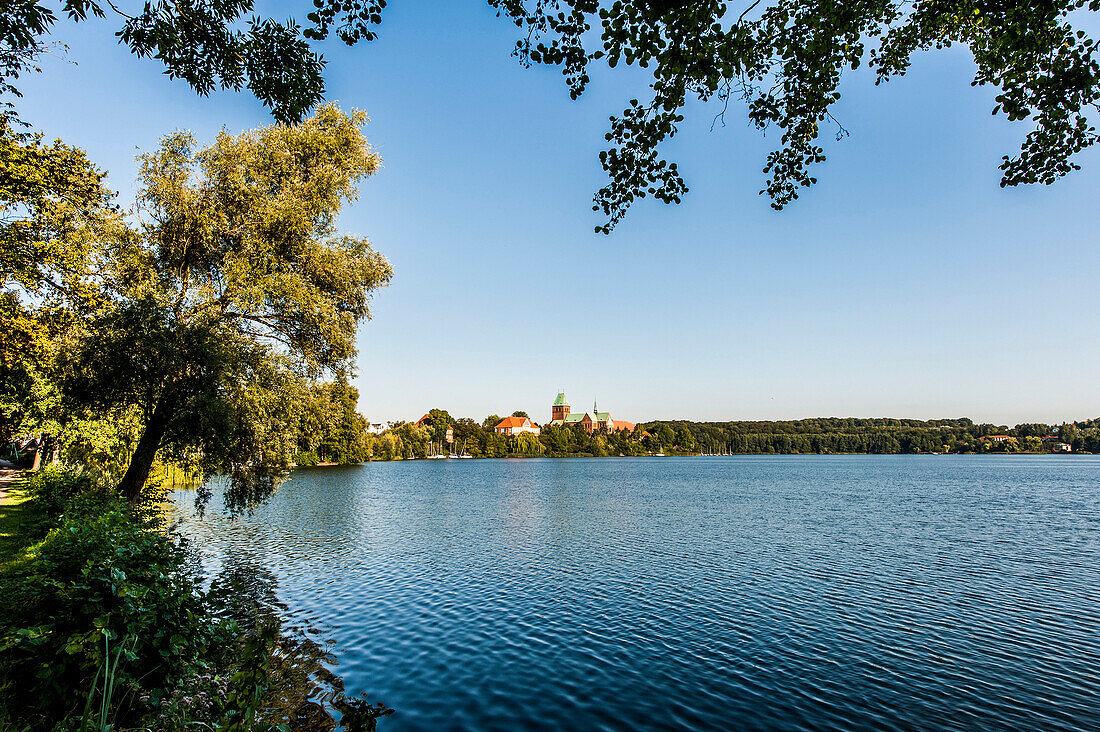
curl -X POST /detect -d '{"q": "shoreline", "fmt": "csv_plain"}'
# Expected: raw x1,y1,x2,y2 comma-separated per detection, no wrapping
344,451,1089,464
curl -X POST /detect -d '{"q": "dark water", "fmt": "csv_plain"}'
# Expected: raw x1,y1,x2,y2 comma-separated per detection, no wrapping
172,456,1100,731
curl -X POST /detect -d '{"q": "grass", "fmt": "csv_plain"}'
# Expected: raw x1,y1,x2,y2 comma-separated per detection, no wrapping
0,474,53,565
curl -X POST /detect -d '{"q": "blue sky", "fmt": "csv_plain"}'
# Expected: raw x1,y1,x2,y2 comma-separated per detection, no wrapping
16,1,1100,425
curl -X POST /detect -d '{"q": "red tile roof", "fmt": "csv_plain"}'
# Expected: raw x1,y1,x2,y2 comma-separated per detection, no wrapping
495,416,530,429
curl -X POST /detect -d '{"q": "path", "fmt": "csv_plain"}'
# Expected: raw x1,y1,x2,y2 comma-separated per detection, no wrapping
0,469,24,504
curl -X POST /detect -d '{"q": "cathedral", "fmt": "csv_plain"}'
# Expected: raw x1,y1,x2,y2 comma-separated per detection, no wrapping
548,392,634,434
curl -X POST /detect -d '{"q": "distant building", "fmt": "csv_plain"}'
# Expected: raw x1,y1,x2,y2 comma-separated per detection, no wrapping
494,416,541,437
366,423,387,435
1054,442,1073,452
987,435,1012,442
547,392,633,434
415,413,453,442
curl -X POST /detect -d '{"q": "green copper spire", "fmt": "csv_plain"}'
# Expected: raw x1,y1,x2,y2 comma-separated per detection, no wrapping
553,392,568,407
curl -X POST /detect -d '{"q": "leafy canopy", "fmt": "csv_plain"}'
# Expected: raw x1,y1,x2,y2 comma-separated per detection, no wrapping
0,0,323,124
489,0,1100,230
60,105,392,506
3,1,1100,231
0,120,121,443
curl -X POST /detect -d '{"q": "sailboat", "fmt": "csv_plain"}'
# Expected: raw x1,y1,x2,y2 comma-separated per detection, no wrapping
458,439,473,458
427,441,446,459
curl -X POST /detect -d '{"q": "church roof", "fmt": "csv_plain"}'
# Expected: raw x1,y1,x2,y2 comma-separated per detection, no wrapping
553,392,568,407
595,412,611,421
563,413,586,423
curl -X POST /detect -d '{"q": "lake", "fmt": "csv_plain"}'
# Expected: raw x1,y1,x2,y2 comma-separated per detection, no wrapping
171,456,1100,731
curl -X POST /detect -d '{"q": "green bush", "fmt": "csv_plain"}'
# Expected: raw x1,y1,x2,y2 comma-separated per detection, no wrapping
0,492,234,728
24,464,95,516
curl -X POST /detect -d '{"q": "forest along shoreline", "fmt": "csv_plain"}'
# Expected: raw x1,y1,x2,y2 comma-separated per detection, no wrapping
304,407,1095,463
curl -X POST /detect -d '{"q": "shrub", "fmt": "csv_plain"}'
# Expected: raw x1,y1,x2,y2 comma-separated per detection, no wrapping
0,493,234,728
24,464,94,516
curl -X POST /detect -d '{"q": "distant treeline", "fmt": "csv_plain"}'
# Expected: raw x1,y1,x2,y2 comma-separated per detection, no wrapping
295,399,1100,464
637,417,1100,455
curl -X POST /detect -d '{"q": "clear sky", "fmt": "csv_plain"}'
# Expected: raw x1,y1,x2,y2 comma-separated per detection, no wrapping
15,1,1100,426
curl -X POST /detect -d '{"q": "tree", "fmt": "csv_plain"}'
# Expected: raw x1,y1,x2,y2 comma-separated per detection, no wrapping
1,120,120,453
511,410,529,418
0,121,117,295
490,0,1100,231
6,3,1100,232
0,0,325,125
296,378,370,463
677,426,696,452
482,414,503,429
515,431,542,454
64,105,392,504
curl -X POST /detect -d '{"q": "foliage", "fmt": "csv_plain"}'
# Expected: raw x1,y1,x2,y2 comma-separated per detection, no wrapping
0,468,395,729
423,408,454,444
365,409,644,459
295,379,373,464
0,293,50,443
0,0,323,124
293,449,321,467
0,119,118,297
490,0,1100,230
6,3,1100,230
146,666,232,730
53,105,392,505
23,462,93,515
58,406,148,487
0,121,118,444
640,416,1100,454
515,431,543,455
0,486,232,728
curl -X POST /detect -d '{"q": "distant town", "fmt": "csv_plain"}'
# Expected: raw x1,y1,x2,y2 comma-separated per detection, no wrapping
6,388,1094,472
326,392,1096,464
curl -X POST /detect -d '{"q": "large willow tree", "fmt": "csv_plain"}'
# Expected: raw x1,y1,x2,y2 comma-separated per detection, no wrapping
65,105,391,504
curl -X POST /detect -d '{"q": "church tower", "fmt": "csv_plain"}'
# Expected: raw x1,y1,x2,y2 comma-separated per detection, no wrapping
552,392,570,422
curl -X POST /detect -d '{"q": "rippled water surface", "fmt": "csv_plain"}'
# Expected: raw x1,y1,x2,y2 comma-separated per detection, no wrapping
172,456,1100,731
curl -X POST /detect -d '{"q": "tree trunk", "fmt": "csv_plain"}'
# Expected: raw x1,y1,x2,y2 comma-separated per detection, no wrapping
30,435,43,472
118,395,173,503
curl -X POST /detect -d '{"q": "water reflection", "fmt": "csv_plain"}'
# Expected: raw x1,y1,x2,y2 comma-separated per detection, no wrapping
197,540,352,730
